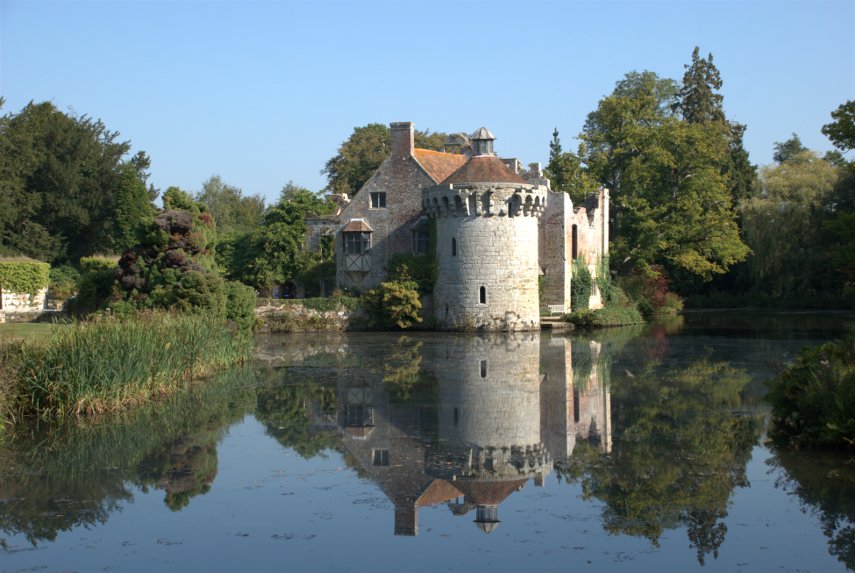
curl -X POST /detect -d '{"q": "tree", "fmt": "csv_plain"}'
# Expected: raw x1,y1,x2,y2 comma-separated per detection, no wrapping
545,129,599,205
195,175,264,236
548,127,562,163
322,124,452,196
740,150,838,297
676,47,755,208
773,133,808,163
0,101,152,262
822,100,855,151
222,182,335,291
113,161,157,253
676,47,725,123
579,70,748,284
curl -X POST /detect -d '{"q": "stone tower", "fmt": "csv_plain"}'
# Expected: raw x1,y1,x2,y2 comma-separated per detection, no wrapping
423,128,548,331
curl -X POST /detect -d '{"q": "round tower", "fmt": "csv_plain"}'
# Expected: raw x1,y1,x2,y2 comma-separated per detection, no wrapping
423,128,548,331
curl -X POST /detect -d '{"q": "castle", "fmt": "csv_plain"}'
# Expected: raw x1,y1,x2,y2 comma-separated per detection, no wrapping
310,122,610,331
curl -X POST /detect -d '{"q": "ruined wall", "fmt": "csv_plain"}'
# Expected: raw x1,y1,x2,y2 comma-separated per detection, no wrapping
539,190,573,312
541,188,610,312
425,183,547,331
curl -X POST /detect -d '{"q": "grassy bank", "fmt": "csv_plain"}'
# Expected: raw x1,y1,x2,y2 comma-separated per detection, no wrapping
766,329,855,449
0,323,57,341
0,312,252,424
563,305,645,328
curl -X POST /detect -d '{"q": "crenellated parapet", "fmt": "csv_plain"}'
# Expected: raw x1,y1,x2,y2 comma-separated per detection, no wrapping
422,183,547,219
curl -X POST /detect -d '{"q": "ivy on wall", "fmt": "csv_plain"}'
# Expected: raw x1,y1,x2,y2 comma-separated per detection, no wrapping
571,258,593,312
0,259,51,295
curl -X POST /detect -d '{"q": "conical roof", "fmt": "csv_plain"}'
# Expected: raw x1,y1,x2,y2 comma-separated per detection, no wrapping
441,155,527,185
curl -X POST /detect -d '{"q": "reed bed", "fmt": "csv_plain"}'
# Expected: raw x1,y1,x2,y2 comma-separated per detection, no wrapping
2,311,252,420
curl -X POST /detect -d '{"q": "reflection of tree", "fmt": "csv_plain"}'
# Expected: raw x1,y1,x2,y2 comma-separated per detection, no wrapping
256,383,339,459
137,432,219,511
0,366,256,545
557,355,760,565
769,448,855,570
380,339,437,404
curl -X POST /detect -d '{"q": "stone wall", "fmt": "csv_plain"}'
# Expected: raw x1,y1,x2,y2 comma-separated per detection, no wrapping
540,188,610,312
539,190,573,312
0,287,47,315
426,183,547,331
335,124,436,292
254,300,365,333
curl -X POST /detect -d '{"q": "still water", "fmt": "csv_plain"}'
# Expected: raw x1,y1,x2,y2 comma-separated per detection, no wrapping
1,312,853,573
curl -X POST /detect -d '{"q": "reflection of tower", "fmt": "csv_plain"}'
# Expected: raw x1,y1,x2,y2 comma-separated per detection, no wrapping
426,334,551,533
540,336,612,459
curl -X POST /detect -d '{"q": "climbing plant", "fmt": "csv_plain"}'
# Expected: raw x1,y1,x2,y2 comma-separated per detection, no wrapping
0,259,50,295
571,258,593,312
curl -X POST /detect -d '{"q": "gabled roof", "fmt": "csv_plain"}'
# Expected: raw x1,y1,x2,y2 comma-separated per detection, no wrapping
413,149,468,184
442,155,527,185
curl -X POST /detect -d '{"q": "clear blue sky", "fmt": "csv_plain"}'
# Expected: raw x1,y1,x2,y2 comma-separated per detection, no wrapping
2,0,853,205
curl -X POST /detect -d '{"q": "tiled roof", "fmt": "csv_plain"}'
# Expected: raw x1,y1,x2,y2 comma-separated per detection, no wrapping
416,480,464,507
442,155,527,185
413,149,468,184
454,478,528,506
342,219,373,232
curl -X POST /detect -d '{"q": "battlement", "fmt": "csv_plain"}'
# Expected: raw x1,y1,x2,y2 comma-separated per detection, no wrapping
422,183,547,219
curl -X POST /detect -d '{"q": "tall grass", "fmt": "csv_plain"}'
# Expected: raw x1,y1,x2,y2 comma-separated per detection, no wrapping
2,311,251,420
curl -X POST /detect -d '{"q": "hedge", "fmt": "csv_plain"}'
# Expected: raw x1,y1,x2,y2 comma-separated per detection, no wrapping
0,258,50,295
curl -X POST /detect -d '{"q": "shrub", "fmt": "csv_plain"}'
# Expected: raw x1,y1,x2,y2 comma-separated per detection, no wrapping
388,254,437,295
363,280,423,330
564,305,644,328
113,209,226,317
48,264,81,300
618,264,683,317
766,330,855,449
571,258,593,312
70,256,120,315
224,280,257,332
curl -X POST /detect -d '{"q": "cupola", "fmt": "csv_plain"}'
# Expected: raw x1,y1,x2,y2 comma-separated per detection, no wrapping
470,127,496,156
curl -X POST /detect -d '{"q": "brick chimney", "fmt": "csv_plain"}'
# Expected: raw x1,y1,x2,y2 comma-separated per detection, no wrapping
390,122,414,159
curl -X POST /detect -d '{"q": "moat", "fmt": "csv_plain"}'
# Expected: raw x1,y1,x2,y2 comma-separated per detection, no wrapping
1,311,854,572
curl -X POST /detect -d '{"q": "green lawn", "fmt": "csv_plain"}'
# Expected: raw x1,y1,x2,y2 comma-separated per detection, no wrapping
0,322,57,341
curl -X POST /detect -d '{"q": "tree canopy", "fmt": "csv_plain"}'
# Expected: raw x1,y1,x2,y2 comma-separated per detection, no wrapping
575,57,749,285
322,124,453,196
0,101,154,263
822,100,855,151
195,175,264,237
217,182,335,292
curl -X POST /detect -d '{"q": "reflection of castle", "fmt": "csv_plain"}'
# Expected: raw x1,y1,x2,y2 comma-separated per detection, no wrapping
333,334,611,535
